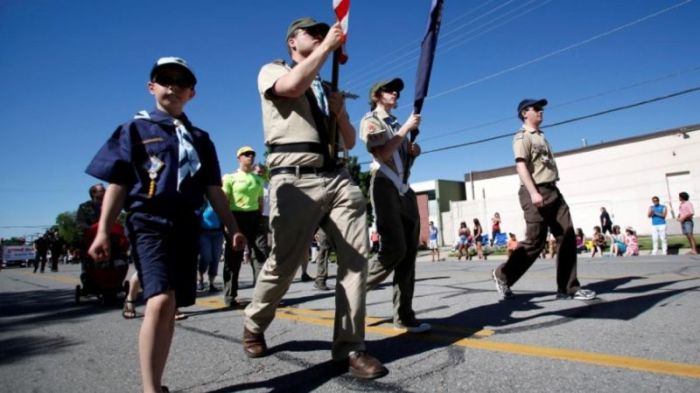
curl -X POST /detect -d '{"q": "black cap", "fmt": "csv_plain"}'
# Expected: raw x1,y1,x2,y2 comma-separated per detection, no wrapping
517,98,548,115
150,57,197,86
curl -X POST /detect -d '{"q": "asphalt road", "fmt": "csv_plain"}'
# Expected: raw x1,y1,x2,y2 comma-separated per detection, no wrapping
1,251,699,392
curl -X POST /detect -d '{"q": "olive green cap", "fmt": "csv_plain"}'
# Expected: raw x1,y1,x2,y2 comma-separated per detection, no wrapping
286,17,330,41
368,78,404,104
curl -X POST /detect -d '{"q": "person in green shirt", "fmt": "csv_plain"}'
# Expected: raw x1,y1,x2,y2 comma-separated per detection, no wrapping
222,146,266,308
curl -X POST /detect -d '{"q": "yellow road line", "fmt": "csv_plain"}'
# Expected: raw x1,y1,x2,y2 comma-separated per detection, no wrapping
21,272,700,379
195,296,700,379
18,270,80,285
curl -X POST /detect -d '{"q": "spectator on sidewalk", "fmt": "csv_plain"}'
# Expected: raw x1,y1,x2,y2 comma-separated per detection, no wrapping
648,196,668,255
678,192,697,255
600,207,613,235
591,226,606,258
624,227,639,256
428,221,440,262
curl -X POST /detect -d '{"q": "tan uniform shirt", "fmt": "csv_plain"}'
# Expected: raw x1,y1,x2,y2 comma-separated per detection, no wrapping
359,108,406,175
512,127,559,185
257,61,324,168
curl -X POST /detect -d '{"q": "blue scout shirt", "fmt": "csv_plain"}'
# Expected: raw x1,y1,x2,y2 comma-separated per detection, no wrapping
86,109,222,216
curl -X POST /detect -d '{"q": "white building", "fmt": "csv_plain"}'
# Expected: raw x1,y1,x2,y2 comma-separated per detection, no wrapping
441,123,700,246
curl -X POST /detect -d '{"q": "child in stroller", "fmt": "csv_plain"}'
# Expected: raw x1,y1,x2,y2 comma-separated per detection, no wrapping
76,222,129,305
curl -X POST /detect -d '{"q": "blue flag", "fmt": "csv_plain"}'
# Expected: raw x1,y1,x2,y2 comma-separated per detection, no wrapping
414,0,444,115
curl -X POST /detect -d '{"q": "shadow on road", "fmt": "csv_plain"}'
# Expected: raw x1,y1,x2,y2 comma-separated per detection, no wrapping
208,274,699,391
0,288,115,331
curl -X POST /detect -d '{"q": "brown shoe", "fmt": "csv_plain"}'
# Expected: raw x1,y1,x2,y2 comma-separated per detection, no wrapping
242,327,267,358
348,351,388,379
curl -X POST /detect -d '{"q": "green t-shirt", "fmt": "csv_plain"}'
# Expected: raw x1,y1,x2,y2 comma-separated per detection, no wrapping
222,170,264,212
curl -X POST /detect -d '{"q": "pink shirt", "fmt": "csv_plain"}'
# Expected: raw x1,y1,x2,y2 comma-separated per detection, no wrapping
679,200,695,221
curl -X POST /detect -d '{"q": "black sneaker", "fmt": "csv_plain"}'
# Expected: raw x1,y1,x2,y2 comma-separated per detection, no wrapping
301,273,313,282
209,284,220,293
314,281,331,291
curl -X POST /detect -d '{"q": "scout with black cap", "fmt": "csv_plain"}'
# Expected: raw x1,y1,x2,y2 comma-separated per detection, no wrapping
150,56,197,88
491,97,596,303
360,77,429,334
85,56,244,393
243,16,388,380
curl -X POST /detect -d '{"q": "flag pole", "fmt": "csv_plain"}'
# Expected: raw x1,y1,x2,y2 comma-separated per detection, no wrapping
404,0,444,183
329,0,350,162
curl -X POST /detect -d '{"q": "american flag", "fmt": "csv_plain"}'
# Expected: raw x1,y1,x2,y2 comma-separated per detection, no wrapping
333,0,349,64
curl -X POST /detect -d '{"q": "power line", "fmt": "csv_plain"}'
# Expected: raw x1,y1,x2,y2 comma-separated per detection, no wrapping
358,85,700,164
421,0,694,104
341,0,507,83
344,0,535,90
419,64,700,143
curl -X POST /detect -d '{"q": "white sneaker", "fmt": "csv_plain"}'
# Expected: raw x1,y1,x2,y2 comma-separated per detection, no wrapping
394,320,432,333
492,270,513,299
573,289,596,300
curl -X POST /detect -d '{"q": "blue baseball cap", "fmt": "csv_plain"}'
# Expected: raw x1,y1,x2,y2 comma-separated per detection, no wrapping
517,98,548,115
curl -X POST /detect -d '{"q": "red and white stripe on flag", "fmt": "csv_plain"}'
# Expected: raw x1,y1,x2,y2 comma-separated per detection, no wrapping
333,0,350,64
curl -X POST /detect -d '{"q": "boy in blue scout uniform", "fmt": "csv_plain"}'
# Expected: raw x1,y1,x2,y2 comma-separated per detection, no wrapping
86,57,245,393
242,17,388,380
360,78,431,333
491,98,595,302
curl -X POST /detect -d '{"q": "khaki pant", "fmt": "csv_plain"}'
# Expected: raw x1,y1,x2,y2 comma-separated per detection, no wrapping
366,176,420,324
496,184,580,294
244,168,369,360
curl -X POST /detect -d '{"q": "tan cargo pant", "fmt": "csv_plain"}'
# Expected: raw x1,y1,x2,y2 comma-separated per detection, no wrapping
244,168,369,360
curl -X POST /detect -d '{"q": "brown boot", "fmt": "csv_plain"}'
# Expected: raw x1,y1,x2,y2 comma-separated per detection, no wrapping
242,327,267,358
347,351,388,379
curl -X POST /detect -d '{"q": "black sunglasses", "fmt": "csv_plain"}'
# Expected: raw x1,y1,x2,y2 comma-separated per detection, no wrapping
153,74,194,89
379,88,400,98
241,151,256,157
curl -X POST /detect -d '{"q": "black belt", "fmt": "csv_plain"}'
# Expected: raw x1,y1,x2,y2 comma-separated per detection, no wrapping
537,181,557,188
270,166,323,177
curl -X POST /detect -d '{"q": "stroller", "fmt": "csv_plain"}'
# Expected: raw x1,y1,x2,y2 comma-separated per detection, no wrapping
75,223,130,305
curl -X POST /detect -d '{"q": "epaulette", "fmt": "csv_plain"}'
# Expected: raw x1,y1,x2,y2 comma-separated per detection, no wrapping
361,112,376,121
272,59,286,65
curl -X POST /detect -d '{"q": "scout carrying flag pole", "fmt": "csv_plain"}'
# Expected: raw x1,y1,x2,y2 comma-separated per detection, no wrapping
328,0,350,160
404,0,444,183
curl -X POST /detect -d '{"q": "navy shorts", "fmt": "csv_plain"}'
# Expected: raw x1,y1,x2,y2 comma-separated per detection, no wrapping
126,212,200,307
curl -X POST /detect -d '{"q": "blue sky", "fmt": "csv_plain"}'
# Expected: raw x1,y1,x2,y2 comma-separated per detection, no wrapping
1,0,699,239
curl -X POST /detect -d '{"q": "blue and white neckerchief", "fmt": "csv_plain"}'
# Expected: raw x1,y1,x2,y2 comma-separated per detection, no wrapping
135,111,201,191
173,118,201,191
310,78,329,116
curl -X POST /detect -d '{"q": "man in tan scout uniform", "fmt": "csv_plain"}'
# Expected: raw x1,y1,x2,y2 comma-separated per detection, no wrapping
360,78,431,333
491,98,596,301
242,17,388,380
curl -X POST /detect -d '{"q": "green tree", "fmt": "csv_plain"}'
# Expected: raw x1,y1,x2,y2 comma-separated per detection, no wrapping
55,211,80,247
346,155,374,227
